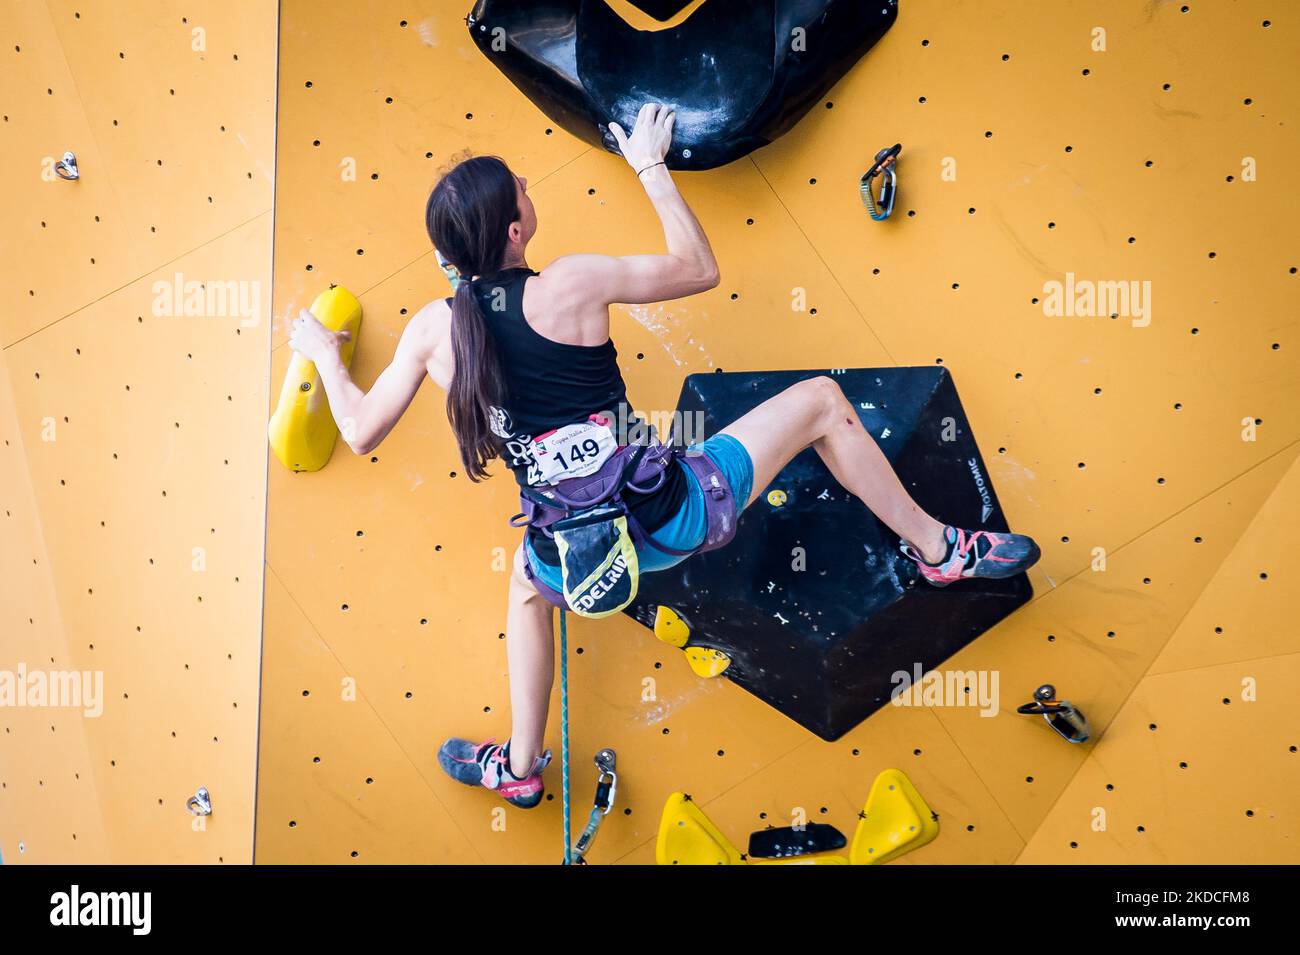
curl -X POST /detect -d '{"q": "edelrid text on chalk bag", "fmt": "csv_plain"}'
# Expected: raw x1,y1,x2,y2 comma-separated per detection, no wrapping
552,504,640,619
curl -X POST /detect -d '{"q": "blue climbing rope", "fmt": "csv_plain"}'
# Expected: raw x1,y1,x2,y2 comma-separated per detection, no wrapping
559,608,572,865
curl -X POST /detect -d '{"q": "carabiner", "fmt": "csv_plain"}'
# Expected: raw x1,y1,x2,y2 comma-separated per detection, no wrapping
1017,684,1091,743
860,143,900,221
593,748,617,814
569,748,618,863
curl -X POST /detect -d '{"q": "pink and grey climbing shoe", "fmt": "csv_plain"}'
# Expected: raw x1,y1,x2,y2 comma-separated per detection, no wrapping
901,525,1040,587
437,737,551,809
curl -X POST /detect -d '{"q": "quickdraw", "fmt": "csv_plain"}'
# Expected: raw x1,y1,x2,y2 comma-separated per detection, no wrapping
859,143,901,221
569,748,618,864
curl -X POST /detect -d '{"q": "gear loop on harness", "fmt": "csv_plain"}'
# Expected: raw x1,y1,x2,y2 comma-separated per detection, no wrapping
623,463,669,496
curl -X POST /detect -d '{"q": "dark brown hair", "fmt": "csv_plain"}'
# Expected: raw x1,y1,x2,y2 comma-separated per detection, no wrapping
425,156,519,482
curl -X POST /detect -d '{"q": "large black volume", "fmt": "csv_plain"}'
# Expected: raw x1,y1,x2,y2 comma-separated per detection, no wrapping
467,0,898,170
626,367,1033,740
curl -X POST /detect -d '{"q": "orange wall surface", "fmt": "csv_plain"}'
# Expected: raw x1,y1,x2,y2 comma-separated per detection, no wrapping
2,0,1295,867
0,0,275,863
257,1,1298,864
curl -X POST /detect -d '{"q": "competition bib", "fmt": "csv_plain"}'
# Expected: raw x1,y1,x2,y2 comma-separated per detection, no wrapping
532,416,618,484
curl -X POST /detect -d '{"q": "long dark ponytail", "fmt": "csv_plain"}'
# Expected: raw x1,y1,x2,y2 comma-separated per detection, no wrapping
425,156,519,482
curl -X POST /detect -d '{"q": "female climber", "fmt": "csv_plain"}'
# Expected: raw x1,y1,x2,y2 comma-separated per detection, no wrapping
288,103,1040,809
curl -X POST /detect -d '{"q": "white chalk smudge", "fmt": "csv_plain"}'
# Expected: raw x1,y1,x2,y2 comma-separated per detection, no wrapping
992,454,1039,509
631,679,725,727
624,304,714,369
626,303,669,336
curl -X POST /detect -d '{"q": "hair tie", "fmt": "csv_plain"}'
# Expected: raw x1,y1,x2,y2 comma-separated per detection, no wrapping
637,161,667,178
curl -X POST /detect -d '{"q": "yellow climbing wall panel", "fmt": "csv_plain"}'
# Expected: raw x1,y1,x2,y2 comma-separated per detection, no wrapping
0,348,109,862
259,1,1298,863
0,0,275,862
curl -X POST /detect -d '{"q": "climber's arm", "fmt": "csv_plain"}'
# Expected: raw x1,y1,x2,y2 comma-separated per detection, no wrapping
541,164,718,306
291,300,448,455
543,102,718,307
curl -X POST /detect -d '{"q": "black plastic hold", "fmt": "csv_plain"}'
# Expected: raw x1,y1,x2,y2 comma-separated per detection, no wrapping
625,368,1034,740
467,0,899,170
748,822,847,859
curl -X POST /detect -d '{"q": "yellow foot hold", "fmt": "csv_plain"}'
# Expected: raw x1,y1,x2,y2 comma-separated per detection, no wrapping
849,768,940,865
268,285,363,472
655,792,744,865
684,646,731,678
653,605,690,648
655,606,731,676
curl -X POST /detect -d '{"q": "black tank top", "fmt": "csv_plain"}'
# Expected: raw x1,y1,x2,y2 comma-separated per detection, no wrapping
451,267,687,563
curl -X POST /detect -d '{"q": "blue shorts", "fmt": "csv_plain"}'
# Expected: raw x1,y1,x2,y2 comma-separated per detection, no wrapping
525,433,754,593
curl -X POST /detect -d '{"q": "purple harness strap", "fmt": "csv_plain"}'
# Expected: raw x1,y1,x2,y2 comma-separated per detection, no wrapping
517,445,739,610
509,443,667,532
677,450,738,553
521,558,567,609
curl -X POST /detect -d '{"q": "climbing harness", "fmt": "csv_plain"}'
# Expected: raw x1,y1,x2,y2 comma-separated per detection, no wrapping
54,151,80,181
516,441,737,615
859,143,901,221
1017,684,1091,743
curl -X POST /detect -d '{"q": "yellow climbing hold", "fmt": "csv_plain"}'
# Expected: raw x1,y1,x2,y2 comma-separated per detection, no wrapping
655,607,729,677
684,646,731,678
268,285,363,472
655,792,744,865
653,605,690,648
849,768,939,865
766,489,787,507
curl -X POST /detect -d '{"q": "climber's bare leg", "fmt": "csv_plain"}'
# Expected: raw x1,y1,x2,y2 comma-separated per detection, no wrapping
717,375,947,563
504,545,554,778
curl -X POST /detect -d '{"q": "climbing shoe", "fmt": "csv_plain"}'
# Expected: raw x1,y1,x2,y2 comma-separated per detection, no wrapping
901,525,1040,587
437,737,551,809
